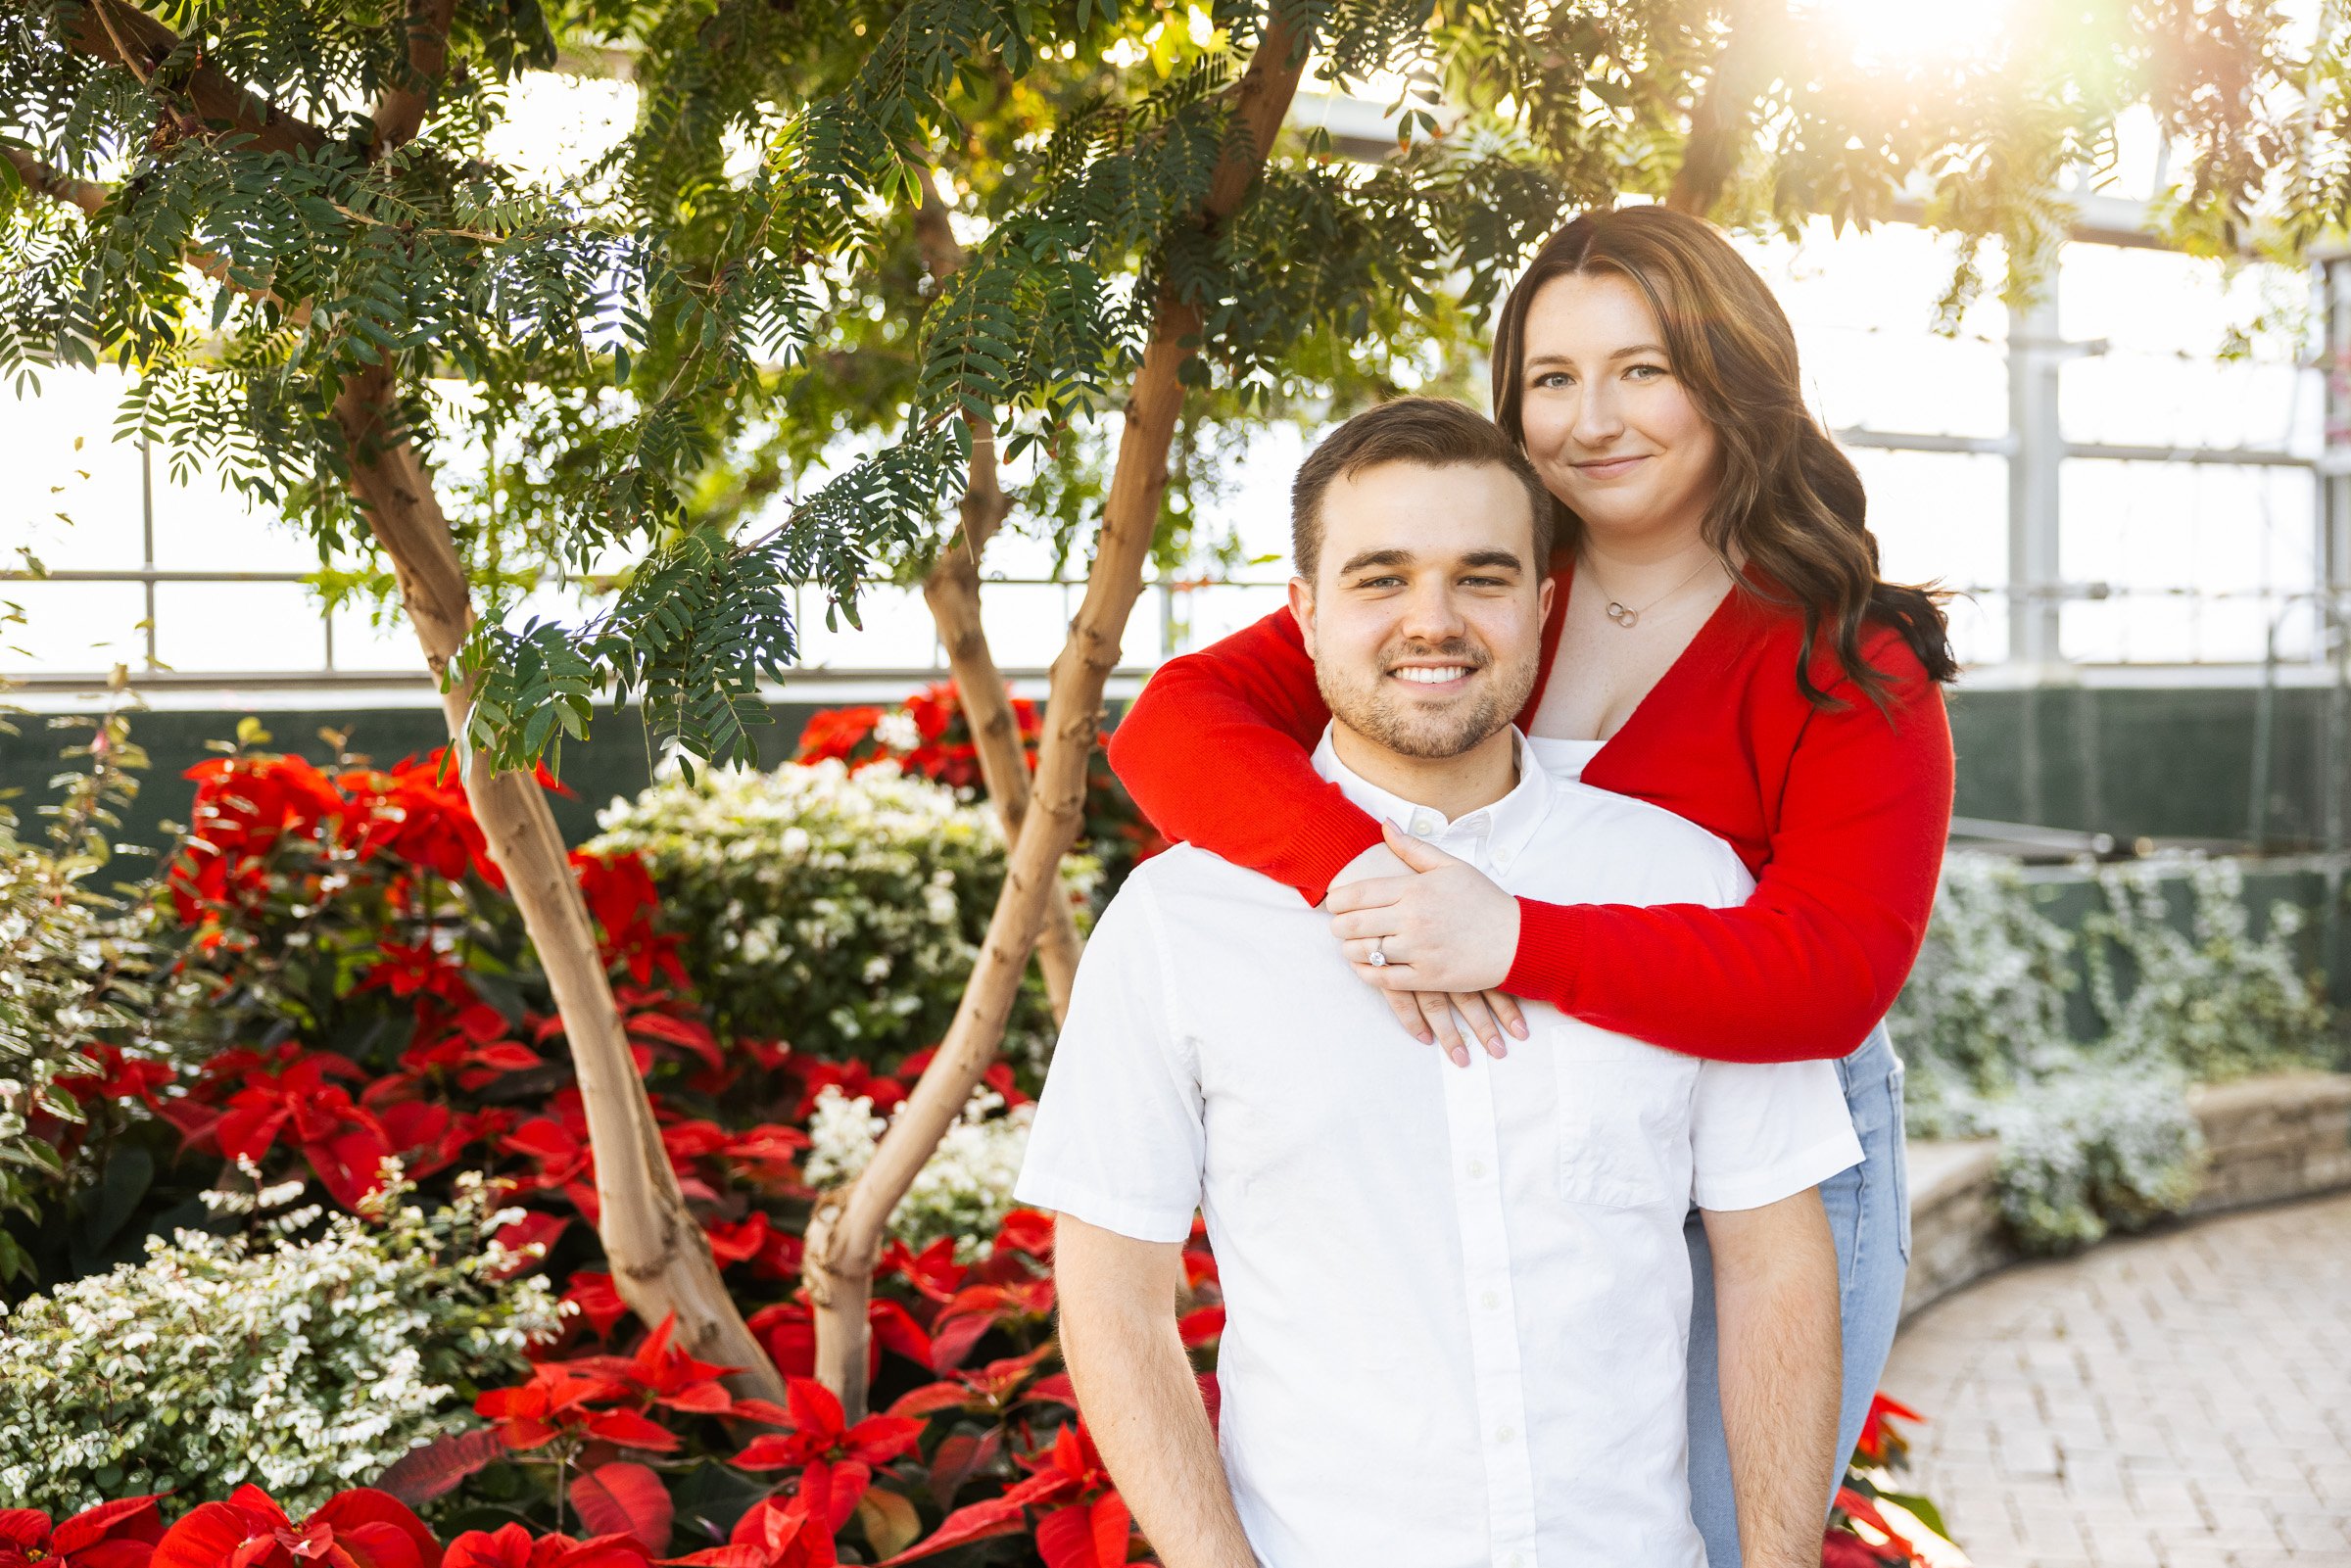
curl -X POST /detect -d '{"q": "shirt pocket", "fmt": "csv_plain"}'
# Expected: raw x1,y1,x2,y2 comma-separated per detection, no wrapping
1553,1028,1701,1209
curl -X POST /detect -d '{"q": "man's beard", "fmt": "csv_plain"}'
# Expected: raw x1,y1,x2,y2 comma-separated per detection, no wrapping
1316,638,1540,760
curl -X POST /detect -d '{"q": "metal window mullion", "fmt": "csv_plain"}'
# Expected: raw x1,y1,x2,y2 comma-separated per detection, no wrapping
139,437,157,671
2006,289,2066,671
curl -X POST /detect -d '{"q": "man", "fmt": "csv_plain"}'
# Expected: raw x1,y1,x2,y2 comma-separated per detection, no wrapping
1013,398,1860,1567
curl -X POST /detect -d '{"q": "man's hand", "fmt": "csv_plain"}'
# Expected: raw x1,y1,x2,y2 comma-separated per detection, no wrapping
1702,1188,1843,1568
1053,1214,1258,1568
1324,825,1526,1064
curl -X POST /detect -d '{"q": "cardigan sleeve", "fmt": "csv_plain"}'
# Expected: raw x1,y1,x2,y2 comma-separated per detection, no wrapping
1503,634,1955,1064
1105,607,1383,905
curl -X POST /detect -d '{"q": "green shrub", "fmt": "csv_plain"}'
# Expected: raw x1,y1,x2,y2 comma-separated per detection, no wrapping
588,759,1095,1070
0,1165,560,1513
0,714,190,1285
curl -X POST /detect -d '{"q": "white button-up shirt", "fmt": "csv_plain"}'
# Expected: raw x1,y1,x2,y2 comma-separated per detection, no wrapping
1016,730,1862,1567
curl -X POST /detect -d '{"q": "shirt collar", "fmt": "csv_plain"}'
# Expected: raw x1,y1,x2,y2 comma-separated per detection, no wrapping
1311,725,1553,875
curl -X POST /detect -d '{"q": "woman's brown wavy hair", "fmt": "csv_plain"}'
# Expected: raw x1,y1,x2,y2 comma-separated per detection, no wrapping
1489,205,1958,707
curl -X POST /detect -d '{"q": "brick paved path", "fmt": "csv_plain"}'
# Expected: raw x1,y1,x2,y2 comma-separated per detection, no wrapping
1883,1191,2351,1568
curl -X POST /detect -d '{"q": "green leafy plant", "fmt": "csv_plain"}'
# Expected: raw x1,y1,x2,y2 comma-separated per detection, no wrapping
0,712,196,1285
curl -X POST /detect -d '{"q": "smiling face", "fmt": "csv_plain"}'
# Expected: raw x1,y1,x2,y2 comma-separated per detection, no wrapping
1515,270,1720,549
1289,459,1553,761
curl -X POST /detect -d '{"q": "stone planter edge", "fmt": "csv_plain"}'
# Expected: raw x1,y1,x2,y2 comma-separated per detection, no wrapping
1898,1068,2351,1320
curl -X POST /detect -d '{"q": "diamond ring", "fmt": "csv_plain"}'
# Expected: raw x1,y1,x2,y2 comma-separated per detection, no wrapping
1368,946,1388,968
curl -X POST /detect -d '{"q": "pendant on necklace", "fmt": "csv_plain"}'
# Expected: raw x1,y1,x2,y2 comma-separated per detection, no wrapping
1606,601,1639,628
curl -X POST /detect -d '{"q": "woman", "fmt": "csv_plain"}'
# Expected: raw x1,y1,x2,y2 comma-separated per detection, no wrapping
1107,205,1956,1565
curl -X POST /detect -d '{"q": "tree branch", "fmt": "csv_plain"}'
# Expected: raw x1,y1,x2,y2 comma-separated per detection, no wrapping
911,163,1082,1021
369,0,458,158
5,144,312,321
807,16,1310,1419
1665,4,1765,218
4,146,107,217
61,0,330,157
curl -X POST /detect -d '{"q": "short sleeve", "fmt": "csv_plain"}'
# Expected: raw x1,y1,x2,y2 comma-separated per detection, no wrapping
1013,876,1205,1243
1687,1058,1862,1212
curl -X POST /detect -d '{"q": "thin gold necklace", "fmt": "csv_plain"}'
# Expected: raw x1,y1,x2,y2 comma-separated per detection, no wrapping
1588,554,1717,629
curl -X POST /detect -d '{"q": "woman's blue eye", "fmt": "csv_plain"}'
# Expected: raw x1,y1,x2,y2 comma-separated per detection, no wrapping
1627,363,1666,380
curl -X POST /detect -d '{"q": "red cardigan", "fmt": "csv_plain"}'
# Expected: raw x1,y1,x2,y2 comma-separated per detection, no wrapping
1105,563,1956,1064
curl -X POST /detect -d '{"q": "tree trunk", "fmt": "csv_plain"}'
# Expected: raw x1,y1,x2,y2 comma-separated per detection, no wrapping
803,19,1307,1418
333,366,785,1399
920,446,1084,1023
911,167,1082,1022
1664,4,1760,217
330,7,778,1398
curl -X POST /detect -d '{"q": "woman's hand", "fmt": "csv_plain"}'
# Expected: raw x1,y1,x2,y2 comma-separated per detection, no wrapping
1323,824,1528,1067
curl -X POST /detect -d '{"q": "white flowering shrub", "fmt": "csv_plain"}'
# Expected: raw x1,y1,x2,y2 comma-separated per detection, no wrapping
589,759,1094,1069
1891,850,2330,1253
1986,1059,2208,1252
2085,854,2333,1082
804,1083,1032,1257
0,1166,561,1513
1889,854,2081,1137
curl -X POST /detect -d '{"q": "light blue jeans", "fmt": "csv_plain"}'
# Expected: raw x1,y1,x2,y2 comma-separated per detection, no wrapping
1683,1024,1910,1567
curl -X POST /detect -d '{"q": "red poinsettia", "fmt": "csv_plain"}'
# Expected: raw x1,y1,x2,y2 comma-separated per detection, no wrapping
168,754,349,934
475,1363,672,1453
571,852,691,991
877,1236,966,1303
442,1526,648,1568
561,1270,631,1337
887,1346,1070,1422
338,751,504,888
662,1487,846,1568
150,1488,439,1568
477,1313,746,1452
1852,1393,1925,1464
793,706,888,769
1825,1487,1921,1567
734,1377,924,1479
0,1496,166,1568
878,1422,1129,1568
162,1044,398,1210
54,1047,174,1112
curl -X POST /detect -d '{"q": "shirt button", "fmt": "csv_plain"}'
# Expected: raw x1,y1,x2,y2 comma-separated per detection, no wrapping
1494,1424,1515,1444
1466,1159,1487,1179
1480,1290,1501,1308
1413,813,1437,834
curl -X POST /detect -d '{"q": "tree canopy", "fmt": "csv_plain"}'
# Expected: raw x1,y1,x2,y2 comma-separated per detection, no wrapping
10,0,2343,769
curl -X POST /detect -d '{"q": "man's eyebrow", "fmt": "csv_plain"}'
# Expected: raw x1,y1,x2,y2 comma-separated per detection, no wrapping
1459,548,1525,572
1336,546,1415,577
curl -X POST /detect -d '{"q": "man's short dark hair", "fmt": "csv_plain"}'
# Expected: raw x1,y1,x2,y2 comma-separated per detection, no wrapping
1290,397,1556,581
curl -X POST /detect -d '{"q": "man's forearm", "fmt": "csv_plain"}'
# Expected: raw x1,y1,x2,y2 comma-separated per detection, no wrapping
1054,1215,1257,1568
1703,1189,1844,1568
